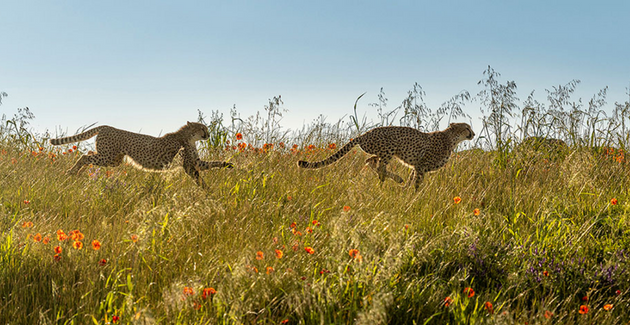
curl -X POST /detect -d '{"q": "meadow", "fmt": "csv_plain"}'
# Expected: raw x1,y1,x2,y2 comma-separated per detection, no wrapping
2,69,630,324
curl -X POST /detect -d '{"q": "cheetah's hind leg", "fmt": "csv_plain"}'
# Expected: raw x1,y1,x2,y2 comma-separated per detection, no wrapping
66,152,123,175
365,156,404,184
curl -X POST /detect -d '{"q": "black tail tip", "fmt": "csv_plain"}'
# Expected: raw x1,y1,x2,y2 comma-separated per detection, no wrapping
297,160,308,168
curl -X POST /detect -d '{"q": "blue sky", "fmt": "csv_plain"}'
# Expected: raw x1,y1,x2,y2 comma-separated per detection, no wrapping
1,1,629,136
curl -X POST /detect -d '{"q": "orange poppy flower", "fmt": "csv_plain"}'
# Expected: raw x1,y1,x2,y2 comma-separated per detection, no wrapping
307,144,316,151
463,287,474,298
99,259,107,266
92,240,101,250
235,133,243,141
266,266,274,274
279,142,285,149
57,232,68,241
70,230,84,241
444,297,453,307
453,197,462,204
53,254,61,262
73,241,83,250
23,200,31,204
183,287,194,296
202,287,216,299
484,301,494,314
292,243,299,251
582,296,588,302
304,247,315,254
473,208,481,216
131,234,139,243
54,246,62,254
42,236,50,244
256,251,264,260
112,315,119,323
611,198,618,205
544,311,553,319
33,233,42,242
292,144,298,150
603,304,613,311
349,249,360,259
290,222,297,229
306,227,313,234
280,319,289,324
328,143,337,150
22,221,33,228
343,205,351,212
578,305,588,314
312,220,319,226
72,145,77,150
275,249,283,259
543,270,549,277
68,149,73,153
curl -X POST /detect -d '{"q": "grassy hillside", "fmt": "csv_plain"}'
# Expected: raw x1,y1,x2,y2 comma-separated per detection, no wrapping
1,137,630,324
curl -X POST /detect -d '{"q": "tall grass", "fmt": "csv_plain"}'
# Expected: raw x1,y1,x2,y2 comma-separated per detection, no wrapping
1,67,630,324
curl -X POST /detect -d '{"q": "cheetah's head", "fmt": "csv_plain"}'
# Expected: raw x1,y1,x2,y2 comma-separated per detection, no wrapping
186,121,210,141
449,123,475,142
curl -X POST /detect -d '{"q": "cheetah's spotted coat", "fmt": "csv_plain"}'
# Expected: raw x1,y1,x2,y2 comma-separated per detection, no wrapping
298,123,474,190
49,122,233,187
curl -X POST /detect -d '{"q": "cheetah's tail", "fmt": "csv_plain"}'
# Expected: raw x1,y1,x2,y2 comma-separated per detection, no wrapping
49,126,106,146
297,139,359,169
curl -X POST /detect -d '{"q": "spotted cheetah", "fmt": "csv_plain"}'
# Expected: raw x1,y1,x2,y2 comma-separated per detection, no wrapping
298,123,474,190
49,122,233,187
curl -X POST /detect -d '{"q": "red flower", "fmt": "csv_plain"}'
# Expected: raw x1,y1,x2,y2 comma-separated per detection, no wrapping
611,198,618,205
183,287,194,296
73,241,83,250
112,315,119,323
616,290,621,296
453,196,462,204
53,254,61,262
99,259,107,266
582,296,588,302
578,305,588,314
266,266,274,274
444,296,453,307
349,249,360,259
280,320,289,324
312,220,319,226
603,304,613,311
542,270,549,277
473,208,481,216
290,222,296,229
304,247,314,254
235,133,243,141
202,287,216,299
91,240,101,250
54,246,62,254
22,221,33,228
463,287,475,298
275,249,283,259
544,311,553,319
484,301,494,314
343,205,351,212
328,143,337,150
256,251,264,260
33,233,42,242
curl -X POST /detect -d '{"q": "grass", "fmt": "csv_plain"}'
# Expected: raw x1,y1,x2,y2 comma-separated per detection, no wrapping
1,139,629,325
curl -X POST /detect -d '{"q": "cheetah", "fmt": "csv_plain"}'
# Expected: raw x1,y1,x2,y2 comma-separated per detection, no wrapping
298,123,474,190
49,122,233,187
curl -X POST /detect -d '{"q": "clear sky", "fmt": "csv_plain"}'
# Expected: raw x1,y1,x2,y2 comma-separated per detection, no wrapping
1,1,629,136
